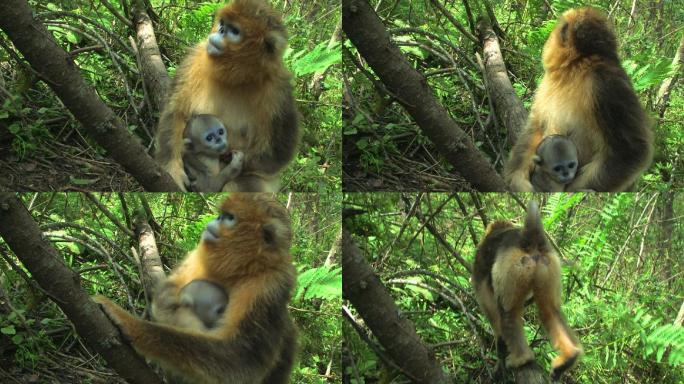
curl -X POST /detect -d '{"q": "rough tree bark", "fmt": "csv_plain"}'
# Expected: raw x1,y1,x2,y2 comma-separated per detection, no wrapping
133,211,166,302
656,33,684,118
343,0,506,191
0,0,179,191
476,17,528,145
342,230,450,383
0,193,163,384
131,0,170,114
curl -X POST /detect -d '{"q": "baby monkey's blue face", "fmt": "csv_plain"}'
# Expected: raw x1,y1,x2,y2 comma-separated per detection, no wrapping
185,114,229,156
202,124,227,154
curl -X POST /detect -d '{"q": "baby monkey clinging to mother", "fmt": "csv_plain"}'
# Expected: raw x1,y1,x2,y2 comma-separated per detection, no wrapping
182,114,244,192
155,0,300,192
530,134,578,192
505,7,652,191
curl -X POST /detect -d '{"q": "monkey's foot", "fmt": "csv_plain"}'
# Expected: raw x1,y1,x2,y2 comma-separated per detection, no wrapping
550,347,582,381
505,349,535,369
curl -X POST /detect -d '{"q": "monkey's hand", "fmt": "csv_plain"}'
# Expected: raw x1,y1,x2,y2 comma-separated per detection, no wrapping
508,171,535,192
219,150,244,181
164,160,190,192
92,295,138,342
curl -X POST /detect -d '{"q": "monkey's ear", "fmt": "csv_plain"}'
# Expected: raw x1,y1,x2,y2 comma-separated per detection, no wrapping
262,219,290,248
532,155,543,165
265,31,287,55
183,138,194,149
560,21,569,43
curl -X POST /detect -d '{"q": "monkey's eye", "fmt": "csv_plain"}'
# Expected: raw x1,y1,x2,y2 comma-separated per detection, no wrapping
568,162,576,169
220,212,237,228
218,128,225,135
223,22,242,43
553,166,563,173
206,133,215,141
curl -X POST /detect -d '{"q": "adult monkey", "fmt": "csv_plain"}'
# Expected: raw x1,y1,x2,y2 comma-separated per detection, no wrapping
505,7,652,191
95,193,297,383
472,200,582,380
155,0,299,191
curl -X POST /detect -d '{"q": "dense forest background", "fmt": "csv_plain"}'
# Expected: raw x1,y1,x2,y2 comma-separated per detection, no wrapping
343,0,684,191
0,193,342,383
0,0,341,191
343,193,684,383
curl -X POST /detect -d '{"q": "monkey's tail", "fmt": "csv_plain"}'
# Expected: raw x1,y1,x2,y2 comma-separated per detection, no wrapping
521,200,547,251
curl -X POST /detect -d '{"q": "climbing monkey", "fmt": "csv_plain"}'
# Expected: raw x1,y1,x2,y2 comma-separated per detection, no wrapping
530,135,578,192
472,200,582,380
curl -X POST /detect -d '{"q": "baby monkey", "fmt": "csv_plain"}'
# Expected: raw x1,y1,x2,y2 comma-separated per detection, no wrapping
182,114,244,192
530,135,578,192
152,279,228,331
178,279,228,329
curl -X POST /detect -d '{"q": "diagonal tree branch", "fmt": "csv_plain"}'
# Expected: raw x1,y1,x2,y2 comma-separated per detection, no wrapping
343,0,506,191
476,17,528,145
0,192,163,384
131,0,170,115
0,0,178,191
342,230,450,383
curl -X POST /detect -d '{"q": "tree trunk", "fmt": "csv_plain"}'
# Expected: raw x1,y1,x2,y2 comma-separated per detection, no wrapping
134,212,166,304
656,33,684,117
0,193,163,384
476,17,528,145
342,230,450,383
0,0,179,191
131,0,170,115
343,0,506,191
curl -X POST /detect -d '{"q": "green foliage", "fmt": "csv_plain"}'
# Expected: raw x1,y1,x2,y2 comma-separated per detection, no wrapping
624,58,677,92
0,193,341,382
344,193,684,383
296,266,342,300
289,41,342,77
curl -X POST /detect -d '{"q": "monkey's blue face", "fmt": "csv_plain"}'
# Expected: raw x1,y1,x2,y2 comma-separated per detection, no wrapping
202,212,237,243
207,18,243,56
202,126,227,154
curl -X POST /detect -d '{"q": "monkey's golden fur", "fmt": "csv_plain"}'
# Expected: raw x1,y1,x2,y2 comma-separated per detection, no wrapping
155,0,299,191
505,7,652,191
472,201,582,380
94,193,297,383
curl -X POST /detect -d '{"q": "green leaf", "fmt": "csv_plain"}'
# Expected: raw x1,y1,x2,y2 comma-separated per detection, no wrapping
1,325,16,335
290,42,341,76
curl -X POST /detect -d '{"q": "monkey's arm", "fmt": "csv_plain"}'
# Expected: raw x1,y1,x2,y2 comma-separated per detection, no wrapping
155,108,191,190
243,91,299,176
504,117,545,192
567,67,652,191
93,278,289,382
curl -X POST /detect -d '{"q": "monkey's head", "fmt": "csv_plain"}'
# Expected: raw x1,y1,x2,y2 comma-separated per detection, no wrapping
533,135,578,184
206,0,287,65
200,193,292,274
543,7,618,71
184,114,229,156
